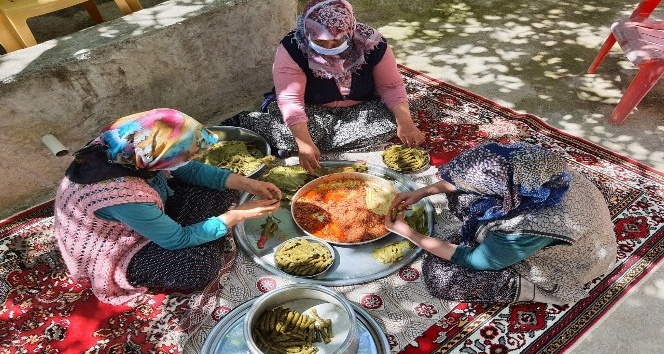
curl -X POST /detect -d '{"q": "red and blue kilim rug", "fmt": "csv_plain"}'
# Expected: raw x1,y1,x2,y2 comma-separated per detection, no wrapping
1,65,663,353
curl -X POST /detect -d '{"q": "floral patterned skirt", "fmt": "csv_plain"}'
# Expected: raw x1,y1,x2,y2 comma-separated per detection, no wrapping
126,179,240,291
221,100,397,153
422,254,520,303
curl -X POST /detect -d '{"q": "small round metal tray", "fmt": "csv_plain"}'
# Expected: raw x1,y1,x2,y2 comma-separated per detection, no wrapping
234,160,435,286
200,297,390,354
244,284,358,354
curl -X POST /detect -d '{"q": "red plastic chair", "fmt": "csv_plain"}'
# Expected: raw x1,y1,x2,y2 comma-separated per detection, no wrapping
587,0,664,125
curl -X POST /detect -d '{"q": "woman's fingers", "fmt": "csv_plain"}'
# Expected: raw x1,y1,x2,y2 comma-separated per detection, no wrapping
390,193,409,209
385,211,408,237
250,181,282,200
269,185,282,200
312,158,321,170
259,185,281,200
259,198,280,207
240,200,280,218
241,199,278,209
407,135,425,147
302,161,314,174
266,200,281,210
298,147,321,174
303,156,320,173
401,128,426,147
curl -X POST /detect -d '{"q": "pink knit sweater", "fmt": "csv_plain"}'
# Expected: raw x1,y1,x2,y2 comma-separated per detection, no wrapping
54,176,164,305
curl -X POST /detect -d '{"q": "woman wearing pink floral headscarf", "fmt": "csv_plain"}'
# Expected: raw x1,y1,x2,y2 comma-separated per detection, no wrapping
224,0,425,173
54,108,282,305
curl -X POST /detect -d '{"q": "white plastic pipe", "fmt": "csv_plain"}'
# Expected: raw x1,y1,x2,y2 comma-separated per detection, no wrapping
41,134,69,157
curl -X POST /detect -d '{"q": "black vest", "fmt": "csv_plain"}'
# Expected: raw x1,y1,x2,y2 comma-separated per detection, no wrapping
280,31,388,104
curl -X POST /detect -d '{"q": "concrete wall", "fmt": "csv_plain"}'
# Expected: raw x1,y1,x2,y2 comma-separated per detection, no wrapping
0,0,297,219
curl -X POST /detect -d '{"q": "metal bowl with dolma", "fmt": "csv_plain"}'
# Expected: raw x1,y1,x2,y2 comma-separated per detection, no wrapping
244,283,359,354
200,126,272,178
273,236,335,278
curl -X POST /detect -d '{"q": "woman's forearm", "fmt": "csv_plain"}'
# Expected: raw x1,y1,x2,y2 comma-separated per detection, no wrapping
224,173,250,191
405,230,458,261
289,123,315,147
421,180,457,197
390,102,415,126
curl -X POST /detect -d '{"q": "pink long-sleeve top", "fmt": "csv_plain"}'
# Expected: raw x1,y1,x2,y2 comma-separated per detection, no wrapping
273,43,409,126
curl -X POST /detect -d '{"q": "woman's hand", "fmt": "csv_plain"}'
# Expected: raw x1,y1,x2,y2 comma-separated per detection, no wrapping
219,199,281,228
385,190,424,241
385,206,458,261
388,190,424,213
289,123,321,174
397,120,426,147
244,179,282,200
391,102,426,147
384,210,416,239
297,142,321,174
225,174,282,200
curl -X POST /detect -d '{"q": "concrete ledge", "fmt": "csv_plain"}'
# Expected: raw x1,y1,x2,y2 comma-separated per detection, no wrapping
0,0,296,218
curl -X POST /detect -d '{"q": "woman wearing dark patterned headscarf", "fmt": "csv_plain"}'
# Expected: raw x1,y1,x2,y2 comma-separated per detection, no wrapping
223,0,425,173
386,142,616,304
54,108,281,305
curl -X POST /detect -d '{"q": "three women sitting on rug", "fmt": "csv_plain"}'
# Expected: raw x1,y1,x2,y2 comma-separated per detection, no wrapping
54,109,282,305
386,142,617,304
223,0,425,173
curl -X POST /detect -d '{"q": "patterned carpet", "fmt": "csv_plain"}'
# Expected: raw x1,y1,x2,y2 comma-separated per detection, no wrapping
1,66,663,353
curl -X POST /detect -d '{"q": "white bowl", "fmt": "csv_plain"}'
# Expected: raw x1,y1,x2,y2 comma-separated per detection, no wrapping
244,284,358,354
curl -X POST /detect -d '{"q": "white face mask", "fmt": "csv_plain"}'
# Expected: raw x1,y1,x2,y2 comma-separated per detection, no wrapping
309,40,350,56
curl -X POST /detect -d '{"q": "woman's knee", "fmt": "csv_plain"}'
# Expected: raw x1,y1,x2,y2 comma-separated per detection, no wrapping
422,255,458,298
181,264,222,290
422,254,519,303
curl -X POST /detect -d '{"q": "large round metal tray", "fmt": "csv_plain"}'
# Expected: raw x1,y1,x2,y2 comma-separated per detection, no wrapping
200,297,390,354
234,160,435,286
291,172,399,245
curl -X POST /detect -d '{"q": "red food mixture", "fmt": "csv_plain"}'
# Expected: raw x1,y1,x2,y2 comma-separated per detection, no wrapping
292,179,388,243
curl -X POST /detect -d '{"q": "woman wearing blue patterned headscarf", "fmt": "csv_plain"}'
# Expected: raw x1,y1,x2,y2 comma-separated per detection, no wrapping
386,142,616,304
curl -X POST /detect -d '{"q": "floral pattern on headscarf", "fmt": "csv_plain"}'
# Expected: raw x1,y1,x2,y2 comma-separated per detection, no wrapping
438,142,572,241
94,108,218,171
294,0,384,88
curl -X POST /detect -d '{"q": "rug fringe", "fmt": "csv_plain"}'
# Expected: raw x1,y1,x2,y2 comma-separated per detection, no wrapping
0,200,54,225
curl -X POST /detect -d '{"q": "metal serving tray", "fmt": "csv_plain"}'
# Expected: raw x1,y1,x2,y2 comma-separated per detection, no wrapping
200,297,390,354
234,160,435,286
